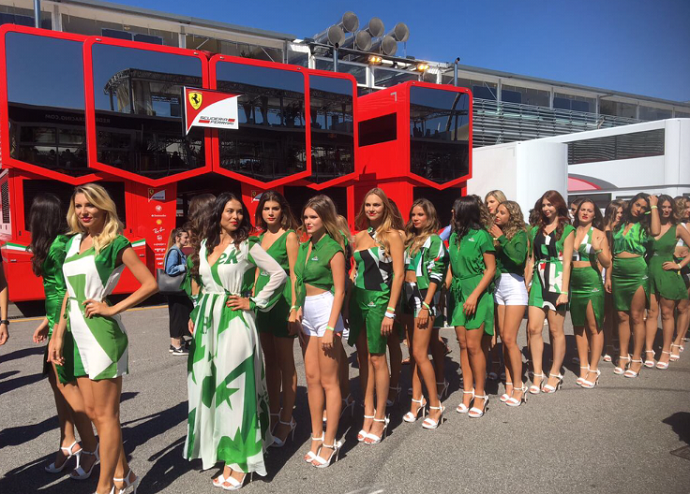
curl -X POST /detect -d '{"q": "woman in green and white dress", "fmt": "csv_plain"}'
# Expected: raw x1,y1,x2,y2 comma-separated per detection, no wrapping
186,192,286,491
48,183,158,494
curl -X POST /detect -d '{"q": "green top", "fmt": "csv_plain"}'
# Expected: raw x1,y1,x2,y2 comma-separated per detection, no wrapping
294,233,344,308
43,234,71,329
254,230,294,308
449,229,495,279
495,230,527,275
405,234,448,290
648,225,677,262
613,222,648,257
529,224,576,262
573,227,599,264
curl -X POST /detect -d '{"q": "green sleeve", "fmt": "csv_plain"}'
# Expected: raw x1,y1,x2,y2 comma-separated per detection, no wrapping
498,231,527,266
292,243,307,309
105,235,131,268
426,235,448,285
478,230,495,254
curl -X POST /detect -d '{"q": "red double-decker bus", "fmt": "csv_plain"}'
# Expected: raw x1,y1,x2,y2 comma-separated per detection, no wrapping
0,25,471,305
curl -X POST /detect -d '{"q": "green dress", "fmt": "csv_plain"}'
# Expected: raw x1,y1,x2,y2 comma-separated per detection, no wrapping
256,230,296,339
570,227,605,327
185,237,286,474
62,234,131,380
447,229,495,335
528,225,575,311
611,222,649,311
648,225,689,301
42,234,75,383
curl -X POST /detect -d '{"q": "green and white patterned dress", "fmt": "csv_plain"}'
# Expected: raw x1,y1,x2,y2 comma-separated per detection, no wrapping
62,234,131,380
185,237,286,474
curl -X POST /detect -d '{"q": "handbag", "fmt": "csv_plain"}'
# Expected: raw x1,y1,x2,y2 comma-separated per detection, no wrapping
157,248,185,294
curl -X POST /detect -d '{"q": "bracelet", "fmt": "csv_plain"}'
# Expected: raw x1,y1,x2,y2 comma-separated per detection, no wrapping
560,291,569,295
421,301,431,310
651,205,658,209
326,325,335,332
386,306,396,312
385,312,396,319
595,249,603,255
290,305,299,311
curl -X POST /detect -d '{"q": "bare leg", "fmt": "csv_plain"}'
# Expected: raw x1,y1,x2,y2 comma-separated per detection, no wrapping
313,335,341,464
603,292,617,358
455,325,473,409
273,336,297,441
545,310,566,388
47,365,80,468
429,328,446,396
657,297,677,366
302,335,324,460
465,326,488,413
356,331,374,438
497,305,513,396
527,306,547,390
573,326,589,379
645,293,659,363
584,301,604,372
627,287,647,375
412,318,441,422
501,305,525,395
364,352,390,442
404,315,423,416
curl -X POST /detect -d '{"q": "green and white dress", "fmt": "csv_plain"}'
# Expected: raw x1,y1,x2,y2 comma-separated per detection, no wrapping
185,237,286,474
62,234,131,380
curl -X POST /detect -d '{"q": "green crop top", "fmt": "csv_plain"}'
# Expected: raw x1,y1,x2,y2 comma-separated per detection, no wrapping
496,230,527,275
294,233,344,308
613,222,648,257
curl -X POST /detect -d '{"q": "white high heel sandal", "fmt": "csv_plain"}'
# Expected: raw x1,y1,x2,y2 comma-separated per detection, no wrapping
113,470,140,494
402,398,426,423
71,444,100,480
468,395,489,418
45,440,82,473
363,416,390,445
456,389,475,413
422,405,445,429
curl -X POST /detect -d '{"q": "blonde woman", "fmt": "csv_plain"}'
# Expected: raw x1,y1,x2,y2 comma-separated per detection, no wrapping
48,183,158,494
485,190,507,217
401,199,448,429
350,188,404,444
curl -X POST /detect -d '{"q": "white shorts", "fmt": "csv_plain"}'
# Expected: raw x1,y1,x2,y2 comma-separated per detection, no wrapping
494,273,528,306
302,291,345,337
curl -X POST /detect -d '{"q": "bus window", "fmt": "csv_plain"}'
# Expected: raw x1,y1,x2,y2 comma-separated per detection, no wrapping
215,62,307,182
409,87,470,184
91,44,205,179
309,75,354,183
5,32,89,176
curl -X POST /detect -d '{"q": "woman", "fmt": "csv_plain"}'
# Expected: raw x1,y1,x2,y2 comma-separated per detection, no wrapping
482,193,504,380
485,190,507,217
488,201,528,406
254,191,300,447
292,195,347,467
48,183,158,494
671,196,690,361
30,194,99,476
165,227,193,355
571,200,611,388
448,197,496,417
350,188,404,444
525,190,575,394
386,200,406,405
401,199,448,429
184,193,216,304
606,193,660,378
602,200,625,362
186,193,286,489
643,195,690,369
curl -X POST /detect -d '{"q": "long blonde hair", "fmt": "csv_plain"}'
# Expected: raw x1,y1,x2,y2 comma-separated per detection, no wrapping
355,188,396,257
405,198,440,255
497,201,526,240
486,190,507,205
302,195,346,251
67,183,123,253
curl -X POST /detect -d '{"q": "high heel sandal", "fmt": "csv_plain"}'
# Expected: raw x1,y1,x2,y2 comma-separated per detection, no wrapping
213,474,227,488
624,359,643,378
576,365,590,386
403,398,426,423
581,369,601,389
670,344,681,361
45,440,82,473
468,395,489,418
304,434,324,463
222,472,253,491
528,373,545,394
364,416,390,445
656,351,671,369
386,386,401,407
422,405,445,429
613,354,631,375
91,488,115,494
70,444,99,480
499,382,513,402
456,389,475,413
270,418,297,448
312,439,344,468
113,469,139,494
506,385,527,407
541,373,564,394
358,413,376,442
644,350,656,368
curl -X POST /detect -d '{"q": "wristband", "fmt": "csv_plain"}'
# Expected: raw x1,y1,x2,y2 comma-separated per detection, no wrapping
326,325,335,332
290,305,300,311
421,301,431,310
0,319,9,326
651,205,658,209
595,249,603,255
386,306,396,312
385,312,396,319
560,291,569,295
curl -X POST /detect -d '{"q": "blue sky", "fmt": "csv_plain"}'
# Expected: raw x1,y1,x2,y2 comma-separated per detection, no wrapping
114,0,689,102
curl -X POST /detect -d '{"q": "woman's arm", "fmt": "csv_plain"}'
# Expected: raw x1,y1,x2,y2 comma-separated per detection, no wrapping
649,195,661,236
230,242,287,311
285,232,300,332
594,229,611,269
165,248,186,276
322,251,346,351
524,235,534,290
665,224,690,271
464,252,497,316
47,294,69,363
557,230,575,306
382,230,404,336
32,317,50,344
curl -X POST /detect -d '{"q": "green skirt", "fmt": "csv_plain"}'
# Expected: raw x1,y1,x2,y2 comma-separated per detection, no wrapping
611,256,648,312
256,283,296,339
648,255,689,301
448,275,494,336
570,266,605,328
348,286,389,354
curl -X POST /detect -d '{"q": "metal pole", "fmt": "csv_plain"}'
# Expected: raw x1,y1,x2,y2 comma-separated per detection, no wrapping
454,58,459,86
34,0,41,28
333,44,339,72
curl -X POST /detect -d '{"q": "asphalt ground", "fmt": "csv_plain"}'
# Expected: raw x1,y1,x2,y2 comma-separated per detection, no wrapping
1,306,689,494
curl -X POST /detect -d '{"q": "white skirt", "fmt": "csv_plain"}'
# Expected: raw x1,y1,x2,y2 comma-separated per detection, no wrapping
494,273,528,306
302,291,345,337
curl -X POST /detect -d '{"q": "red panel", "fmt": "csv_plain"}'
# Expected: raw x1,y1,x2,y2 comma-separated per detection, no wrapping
209,54,312,188
0,25,101,185
83,37,213,186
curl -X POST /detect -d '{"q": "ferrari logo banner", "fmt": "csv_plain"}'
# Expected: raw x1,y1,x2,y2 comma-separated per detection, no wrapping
183,87,239,134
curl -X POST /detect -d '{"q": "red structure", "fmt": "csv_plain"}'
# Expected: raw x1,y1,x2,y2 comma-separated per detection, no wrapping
0,25,471,303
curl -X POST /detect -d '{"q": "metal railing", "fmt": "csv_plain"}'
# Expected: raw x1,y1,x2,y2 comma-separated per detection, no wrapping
471,98,640,147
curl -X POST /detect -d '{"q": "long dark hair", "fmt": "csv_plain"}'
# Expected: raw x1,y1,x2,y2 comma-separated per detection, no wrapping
188,193,215,279
254,190,298,231
452,196,483,241
29,194,66,277
619,192,651,235
573,199,604,230
536,190,570,240
604,199,625,231
205,193,252,254
658,194,679,224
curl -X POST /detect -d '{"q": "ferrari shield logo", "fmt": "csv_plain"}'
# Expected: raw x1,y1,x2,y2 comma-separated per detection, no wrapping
188,91,202,110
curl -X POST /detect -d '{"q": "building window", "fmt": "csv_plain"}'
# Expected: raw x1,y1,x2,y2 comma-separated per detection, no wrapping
599,100,637,119
639,106,672,121
62,15,178,47
501,85,550,107
448,78,497,100
567,129,665,165
554,93,596,113
358,113,397,147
